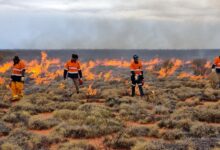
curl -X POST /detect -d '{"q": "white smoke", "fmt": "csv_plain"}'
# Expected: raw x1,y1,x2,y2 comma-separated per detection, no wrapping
0,0,220,49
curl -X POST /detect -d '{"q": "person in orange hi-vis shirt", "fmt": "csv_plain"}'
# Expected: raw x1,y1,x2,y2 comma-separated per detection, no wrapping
212,56,220,87
130,55,144,97
10,56,26,100
64,54,83,94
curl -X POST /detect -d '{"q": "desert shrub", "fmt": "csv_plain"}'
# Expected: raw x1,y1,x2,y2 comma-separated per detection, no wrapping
194,107,220,123
171,107,198,121
1,143,22,150
105,98,121,107
101,88,121,98
176,98,200,108
132,141,166,150
119,103,149,121
55,102,80,110
0,101,11,109
191,59,208,76
53,105,122,138
173,87,202,100
28,117,59,130
201,88,220,101
54,123,89,138
158,119,177,129
175,119,193,132
161,129,184,140
104,137,135,149
190,123,219,138
53,109,87,121
3,111,30,125
153,105,170,115
0,121,11,136
59,142,96,150
126,126,159,138
12,100,54,114
0,129,51,150
126,126,150,137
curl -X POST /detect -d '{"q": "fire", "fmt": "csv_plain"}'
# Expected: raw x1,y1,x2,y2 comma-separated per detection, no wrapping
87,83,97,96
102,59,130,68
26,52,62,84
81,61,97,80
158,59,183,78
204,61,211,69
0,52,211,85
0,62,12,73
104,71,112,81
178,72,204,80
0,77,5,85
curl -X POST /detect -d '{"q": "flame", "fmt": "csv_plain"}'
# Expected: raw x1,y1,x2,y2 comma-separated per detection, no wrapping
178,72,204,80
26,51,62,84
0,77,5,85
87,83,97,96
0,62,12,73
204,61,211,69
0,52,211,84
104,71,112,81
158,59,183,78
102,59,130,68
81,61,97,80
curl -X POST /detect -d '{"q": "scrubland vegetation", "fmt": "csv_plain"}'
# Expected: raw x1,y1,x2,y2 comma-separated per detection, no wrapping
0,56,219,150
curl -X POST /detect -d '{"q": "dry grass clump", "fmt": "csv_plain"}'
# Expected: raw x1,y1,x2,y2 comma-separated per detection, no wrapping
53,104,122,138
119,101,150,122
104,137,135,149
194,107,220,123
54,109,87,121
54,102,80,110
132,140,166,150
0,100,11,109
190,122,219,138
126,126,160,138
173,87,202,100
200,88,220,101
28,116,59,130
12,99,55,114
191,59,208,76
3,111,31,125
0,121,11,136
161,129,185,140
153,105,170,115
105,98,121,107
101,88,123,99
158,119,177,129
58,142,96,150
0,129,51,150
1,143,22,150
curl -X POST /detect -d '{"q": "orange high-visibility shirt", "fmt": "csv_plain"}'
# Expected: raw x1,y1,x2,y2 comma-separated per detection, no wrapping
130,61,143,75
11,61,26,76
64,60,81,74
214,57,220,68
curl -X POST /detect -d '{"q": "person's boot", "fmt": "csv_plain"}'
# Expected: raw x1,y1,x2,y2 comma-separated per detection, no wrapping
132,86,135,97
138,85,144,97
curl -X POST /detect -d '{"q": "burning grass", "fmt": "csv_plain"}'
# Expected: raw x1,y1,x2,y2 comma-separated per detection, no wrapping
0,52,219,149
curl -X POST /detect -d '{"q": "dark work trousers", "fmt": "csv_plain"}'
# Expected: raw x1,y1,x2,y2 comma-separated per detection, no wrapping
131,75,144,96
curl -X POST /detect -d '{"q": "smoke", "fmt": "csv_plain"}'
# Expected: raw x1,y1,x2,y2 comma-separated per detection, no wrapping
0,0,220,49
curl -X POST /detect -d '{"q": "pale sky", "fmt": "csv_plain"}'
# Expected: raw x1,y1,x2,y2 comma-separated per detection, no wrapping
0,0,220,49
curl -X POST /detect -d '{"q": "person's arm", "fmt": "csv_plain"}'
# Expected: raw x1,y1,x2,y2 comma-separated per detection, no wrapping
77,62,82,79
21,62,26,81
212,58,217,72
64,62,68,80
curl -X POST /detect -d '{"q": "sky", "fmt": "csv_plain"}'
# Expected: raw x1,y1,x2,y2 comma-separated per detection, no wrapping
0,0,220,49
